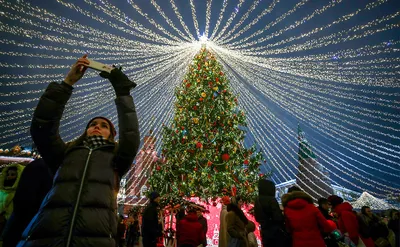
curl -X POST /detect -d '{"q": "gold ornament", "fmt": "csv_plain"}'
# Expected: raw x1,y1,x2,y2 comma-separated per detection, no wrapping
213,87,218,91
201,92,207,98
192,118,199,124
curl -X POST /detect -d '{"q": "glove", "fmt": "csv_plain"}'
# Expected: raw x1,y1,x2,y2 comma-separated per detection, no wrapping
100,66,136,96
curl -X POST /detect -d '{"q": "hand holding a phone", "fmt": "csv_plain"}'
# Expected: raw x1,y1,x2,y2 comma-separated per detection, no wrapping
100,66,137,96
64,54,90,86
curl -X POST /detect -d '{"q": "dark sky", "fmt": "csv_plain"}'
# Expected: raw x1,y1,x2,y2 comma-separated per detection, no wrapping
0,0,399,197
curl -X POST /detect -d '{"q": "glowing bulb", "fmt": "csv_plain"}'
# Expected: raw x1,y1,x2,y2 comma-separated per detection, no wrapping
199,33,208,43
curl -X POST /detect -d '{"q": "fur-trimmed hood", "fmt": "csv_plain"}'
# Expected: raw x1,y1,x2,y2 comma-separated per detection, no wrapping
281,191,313,208
0,163,25,191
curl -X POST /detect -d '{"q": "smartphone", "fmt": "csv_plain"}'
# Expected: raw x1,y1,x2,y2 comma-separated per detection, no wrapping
87,59,113,73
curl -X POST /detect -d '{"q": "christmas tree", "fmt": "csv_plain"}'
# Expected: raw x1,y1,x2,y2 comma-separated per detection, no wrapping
149,47,264,202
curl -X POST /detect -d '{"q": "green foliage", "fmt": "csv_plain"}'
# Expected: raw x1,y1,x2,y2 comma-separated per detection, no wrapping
148,48,266,202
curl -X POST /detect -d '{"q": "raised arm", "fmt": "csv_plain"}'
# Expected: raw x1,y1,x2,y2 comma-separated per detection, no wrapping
115,95,140,176
100,67,140,177
30,55,89,173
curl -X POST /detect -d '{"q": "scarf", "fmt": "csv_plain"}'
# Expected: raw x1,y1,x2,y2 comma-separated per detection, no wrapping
83,135,113,149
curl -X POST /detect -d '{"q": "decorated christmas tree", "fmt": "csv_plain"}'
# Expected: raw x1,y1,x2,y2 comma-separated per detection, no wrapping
148,47,264,202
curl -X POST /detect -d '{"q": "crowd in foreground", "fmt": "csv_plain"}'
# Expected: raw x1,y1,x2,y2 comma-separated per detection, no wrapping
135,180,398,247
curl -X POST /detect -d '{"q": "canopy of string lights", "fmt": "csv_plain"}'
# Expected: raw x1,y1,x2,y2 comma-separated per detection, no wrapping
0,0,399,198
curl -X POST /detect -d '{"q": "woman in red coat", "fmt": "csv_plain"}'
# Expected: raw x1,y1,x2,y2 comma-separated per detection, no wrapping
282,191,335,247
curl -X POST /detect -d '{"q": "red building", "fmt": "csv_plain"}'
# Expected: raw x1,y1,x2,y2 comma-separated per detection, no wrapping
124,133,158,208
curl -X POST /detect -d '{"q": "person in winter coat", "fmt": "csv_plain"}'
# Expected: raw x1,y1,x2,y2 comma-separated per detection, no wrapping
317,198,338,247
17,55,140,247
218,196,230,247
358,206,388,246
318,198,333,220
176,208,204,247
254,179,284,247
197,209,208,247
0,163,25,238
282,190,336,247
0,164,25,220
328,195,372,247
142,192,162,247
2,159,53,247
226,197,249,247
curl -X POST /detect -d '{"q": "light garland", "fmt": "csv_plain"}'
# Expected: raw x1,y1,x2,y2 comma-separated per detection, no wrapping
0,0,398,200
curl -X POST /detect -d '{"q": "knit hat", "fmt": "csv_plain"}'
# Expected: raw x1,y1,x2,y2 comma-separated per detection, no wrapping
149,191,160,201
288,186,301,193
221,196,231,205
86,116,116,137
328,195,344,208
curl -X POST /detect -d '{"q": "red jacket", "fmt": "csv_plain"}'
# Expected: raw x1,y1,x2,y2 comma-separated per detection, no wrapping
176,212,204,247
282,191,335,247
334,202,360,245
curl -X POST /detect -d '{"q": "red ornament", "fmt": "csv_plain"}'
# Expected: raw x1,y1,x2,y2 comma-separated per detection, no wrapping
244,159,249,165
221,153,230,161
207,161,213,167
199,97,204,102
194,167,198,171
196,142,202,148
231,186,237,196
220,71,224,76
223,89,227,93
156,165,161,171
216,77,219,82
186,83,191,88
193,106,198,110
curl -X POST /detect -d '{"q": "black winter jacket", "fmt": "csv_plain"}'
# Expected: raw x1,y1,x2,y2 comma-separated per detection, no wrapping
254,180,284,239
141,201,162,242
18,82,140,247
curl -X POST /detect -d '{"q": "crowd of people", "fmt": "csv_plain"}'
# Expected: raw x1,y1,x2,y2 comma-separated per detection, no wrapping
0,55,398,247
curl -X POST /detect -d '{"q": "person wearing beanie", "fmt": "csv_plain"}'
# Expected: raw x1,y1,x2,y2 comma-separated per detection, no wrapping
142,192,162,247
254,179,285,247
19,55,140,247
218,196,230,247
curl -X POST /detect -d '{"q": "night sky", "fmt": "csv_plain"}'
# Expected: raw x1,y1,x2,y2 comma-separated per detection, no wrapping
0,0,399,197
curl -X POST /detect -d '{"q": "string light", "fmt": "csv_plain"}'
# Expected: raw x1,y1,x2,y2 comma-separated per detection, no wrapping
0,0,398,200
